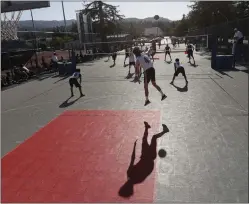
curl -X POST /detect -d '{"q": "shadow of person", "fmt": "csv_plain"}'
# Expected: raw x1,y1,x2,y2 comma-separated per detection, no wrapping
125,73,135,79
172,84,188,92
216,70,233,79
118,122,169,198
59,95,83,108
190,62,198,67
54,75,70,84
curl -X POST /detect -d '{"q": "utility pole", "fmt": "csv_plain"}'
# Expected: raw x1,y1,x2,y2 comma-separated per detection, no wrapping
30,9,38,68
61,1,67,32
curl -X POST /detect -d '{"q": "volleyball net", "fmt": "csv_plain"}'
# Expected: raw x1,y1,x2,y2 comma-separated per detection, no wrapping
12,30,212,68
184,34,210,51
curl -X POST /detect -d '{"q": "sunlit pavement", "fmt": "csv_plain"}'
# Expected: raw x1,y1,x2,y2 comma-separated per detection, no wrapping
1,49,248,202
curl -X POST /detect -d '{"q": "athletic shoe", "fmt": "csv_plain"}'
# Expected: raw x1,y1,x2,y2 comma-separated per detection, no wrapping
162,124,169,133
144,100,151,106
144,121,151,129
161,94,167,101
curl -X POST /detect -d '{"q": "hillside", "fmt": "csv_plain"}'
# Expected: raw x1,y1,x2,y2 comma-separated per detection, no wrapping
18,19,76,29
18,17,171,30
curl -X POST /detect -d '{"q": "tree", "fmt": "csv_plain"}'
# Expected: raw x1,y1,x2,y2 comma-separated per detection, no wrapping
187,1,236,28
174,14,189,36
234,1,249,18
70,21,78,33
82,1,124,51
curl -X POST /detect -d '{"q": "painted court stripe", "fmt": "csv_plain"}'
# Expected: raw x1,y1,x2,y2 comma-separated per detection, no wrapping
2,110,161,203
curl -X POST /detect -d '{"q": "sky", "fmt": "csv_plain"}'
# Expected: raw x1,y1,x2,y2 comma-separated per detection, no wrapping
19,1,192,21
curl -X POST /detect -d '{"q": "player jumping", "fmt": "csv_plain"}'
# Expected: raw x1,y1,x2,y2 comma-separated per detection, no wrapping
133,47,166,106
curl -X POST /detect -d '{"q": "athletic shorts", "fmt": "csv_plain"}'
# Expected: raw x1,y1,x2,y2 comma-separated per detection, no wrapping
129,62,135,66
112,53,117,60
188,50,193,57
165,51,170,55
69,78,81,88
144,67,155,84
237,37,244,44
174,67,186,77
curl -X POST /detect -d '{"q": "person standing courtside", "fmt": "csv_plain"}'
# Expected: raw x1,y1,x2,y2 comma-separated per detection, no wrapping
233,28,244,67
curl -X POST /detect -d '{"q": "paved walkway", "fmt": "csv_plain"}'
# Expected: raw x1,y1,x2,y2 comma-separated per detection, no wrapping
2,49,248,202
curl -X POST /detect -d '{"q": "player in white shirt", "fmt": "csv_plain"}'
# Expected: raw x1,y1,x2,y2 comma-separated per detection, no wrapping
128,48,136,75
233,28,244,68
170,58,188,85
133,47,166,106
234,28,244,44
51,52,59,71
69,69,84,97
52,52,58,63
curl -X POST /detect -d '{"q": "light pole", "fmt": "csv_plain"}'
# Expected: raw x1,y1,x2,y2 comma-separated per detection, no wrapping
154,15,159,37
212,11,228,24
217,10,229,24
30,9,38,67
61,1,67,32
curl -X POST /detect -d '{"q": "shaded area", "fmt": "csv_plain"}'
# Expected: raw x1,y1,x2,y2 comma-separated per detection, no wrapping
51,74,61,78
172,84,188,92
214,66,249,78
54,75,71,84
38,75,53,81
165,61,172,64
59,96,83,108
190,62,199,67
1,76,39,91
125,73,134,79
118,122,169,198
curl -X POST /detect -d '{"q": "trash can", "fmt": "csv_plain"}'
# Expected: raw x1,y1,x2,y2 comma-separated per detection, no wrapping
65,62,74,75
215,55,233,69
58,62,75,75
58,62,66,75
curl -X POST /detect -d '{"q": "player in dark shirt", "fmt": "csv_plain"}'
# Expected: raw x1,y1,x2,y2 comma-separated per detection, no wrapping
164,44,172,61
186,43,195,65
124,46,129,67
112,47,117,65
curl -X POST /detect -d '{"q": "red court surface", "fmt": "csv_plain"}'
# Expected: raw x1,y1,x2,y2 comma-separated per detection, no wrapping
2,110,161,203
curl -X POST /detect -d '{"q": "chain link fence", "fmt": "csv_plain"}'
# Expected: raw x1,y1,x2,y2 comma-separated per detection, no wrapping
187,17,249,65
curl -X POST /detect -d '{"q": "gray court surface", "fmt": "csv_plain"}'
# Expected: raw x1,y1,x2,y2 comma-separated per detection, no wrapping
1,49,248,202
